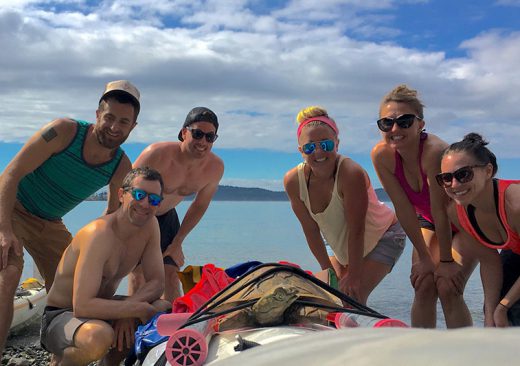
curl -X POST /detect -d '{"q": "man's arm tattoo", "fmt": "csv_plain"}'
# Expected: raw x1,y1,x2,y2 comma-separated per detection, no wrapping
42,127,57,142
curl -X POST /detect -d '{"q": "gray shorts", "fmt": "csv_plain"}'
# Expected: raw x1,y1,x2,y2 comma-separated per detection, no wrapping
365,222,406,268
40,306,90,356
327,222,406,268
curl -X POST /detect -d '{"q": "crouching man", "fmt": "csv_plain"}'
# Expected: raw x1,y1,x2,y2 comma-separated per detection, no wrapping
41,167,171,366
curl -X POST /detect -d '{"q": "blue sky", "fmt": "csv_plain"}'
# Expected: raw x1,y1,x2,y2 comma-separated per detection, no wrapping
1,1,519,190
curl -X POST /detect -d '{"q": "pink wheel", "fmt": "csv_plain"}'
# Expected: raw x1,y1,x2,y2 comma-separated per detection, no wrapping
165,329,209,366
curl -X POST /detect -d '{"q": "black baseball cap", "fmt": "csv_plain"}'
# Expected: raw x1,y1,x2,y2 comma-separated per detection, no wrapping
178,107,219,141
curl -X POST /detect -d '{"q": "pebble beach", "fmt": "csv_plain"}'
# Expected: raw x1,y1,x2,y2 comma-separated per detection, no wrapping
2,322,50,366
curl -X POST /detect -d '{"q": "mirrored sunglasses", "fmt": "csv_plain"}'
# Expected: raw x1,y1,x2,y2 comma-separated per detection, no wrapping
435,164,488,188
187,127,218,143
125,188,163,206
376,114,419,132
302,139,335,155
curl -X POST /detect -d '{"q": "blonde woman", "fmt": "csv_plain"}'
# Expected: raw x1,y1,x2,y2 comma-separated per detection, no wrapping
371,85,477,327
284,106,405,305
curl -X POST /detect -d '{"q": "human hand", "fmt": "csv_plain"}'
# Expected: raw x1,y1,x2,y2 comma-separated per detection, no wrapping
339,271,362,302
138,302,157,324
434,261,465,295
410,256,435,289
0,229,22,269
493,304,510,328
112,318,137,352
163,239,184,267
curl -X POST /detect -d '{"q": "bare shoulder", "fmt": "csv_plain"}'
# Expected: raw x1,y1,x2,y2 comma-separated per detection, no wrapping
505,183,520,230
283,166,299,193
338,157,366,194
73,216,112,250
422,134,448,173
371,141,395,169
206,152,224,175
134,142,180,168
37,118,78,144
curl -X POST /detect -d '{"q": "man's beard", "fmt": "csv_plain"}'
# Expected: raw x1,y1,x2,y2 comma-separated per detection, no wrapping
95,128,128,149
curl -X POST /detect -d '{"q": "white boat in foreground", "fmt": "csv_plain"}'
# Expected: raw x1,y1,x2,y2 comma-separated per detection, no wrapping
11,278,47,333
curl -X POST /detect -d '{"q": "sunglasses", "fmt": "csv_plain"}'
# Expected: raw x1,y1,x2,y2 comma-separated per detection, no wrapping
125,188,163,206
301,139,335,155
435,164,488,188
376,114,420,132
186,127,218,143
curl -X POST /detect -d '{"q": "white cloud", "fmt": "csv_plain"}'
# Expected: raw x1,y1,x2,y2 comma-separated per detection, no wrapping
495,0,520,6
0,0,519,160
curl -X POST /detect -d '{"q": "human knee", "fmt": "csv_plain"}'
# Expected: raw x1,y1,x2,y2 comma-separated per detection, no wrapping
414,275,437,301
77,321,114,360
436,277,461,301
0,265,23,294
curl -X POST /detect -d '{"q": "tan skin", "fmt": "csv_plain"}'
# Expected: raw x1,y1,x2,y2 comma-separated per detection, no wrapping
46,176,169,366
0,98,135,357
371,101,476,328
130,121,224,302
284,123,396,305
442,151,520,327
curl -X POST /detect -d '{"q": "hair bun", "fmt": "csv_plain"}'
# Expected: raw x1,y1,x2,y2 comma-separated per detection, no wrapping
463,132,488,146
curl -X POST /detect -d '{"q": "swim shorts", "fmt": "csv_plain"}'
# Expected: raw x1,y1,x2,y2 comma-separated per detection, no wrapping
500,249,520,326
157,208,180,266
40,306,90,356
365,222,406,268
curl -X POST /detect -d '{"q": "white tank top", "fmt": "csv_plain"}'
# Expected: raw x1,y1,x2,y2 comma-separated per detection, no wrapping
297,156,395,265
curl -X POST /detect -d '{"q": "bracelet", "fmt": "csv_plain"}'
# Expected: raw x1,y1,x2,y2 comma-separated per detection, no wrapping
439,259,454,263
499,301,510,310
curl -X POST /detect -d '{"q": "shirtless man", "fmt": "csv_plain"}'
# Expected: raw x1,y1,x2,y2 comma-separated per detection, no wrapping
0,80,139,357
41,167,170,366
130,107,224,301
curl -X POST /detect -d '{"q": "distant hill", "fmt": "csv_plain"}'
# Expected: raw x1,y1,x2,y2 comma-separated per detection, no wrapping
190,185,390,202
89,185,390,202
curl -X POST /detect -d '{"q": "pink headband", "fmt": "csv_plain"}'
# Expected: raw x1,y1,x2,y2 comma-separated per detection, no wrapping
297,116,339,138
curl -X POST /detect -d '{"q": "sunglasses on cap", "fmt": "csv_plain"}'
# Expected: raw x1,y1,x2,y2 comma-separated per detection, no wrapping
125,188,163,206
301,139,335,155
186,127,218,143
376,114,421,132
435,164,488,188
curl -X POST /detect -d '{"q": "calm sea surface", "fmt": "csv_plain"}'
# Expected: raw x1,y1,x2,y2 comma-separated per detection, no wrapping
22,200,485,327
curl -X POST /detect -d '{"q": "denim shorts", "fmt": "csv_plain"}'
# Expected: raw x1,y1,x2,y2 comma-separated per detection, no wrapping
365,222,406,268
326,222,406,268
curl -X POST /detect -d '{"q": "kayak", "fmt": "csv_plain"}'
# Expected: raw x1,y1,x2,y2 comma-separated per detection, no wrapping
143,326,520,366
11,278,47,333
141,263,407,366
139,263,520,366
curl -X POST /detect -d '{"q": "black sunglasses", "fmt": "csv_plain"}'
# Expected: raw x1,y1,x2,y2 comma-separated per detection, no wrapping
376,114,421,132
186,127,218,143
435,164,488,188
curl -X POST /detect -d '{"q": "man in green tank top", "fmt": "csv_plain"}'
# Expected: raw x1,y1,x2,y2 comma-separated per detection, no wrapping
0,80,140,357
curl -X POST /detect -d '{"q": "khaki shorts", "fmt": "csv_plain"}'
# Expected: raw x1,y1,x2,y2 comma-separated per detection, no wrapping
40,306,90,356
8,201,72,286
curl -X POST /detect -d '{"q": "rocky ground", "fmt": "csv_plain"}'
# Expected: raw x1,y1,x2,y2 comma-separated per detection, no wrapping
2,322,50,365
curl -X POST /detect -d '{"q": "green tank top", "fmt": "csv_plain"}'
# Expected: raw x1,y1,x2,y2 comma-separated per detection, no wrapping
17,120,124,220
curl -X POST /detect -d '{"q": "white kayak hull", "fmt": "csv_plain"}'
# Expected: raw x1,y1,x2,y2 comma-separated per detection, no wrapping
142,325,327,366
144,326,520,366
11,280,47,333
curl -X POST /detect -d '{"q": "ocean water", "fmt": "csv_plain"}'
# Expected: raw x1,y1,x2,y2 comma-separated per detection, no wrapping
21,200,485,327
